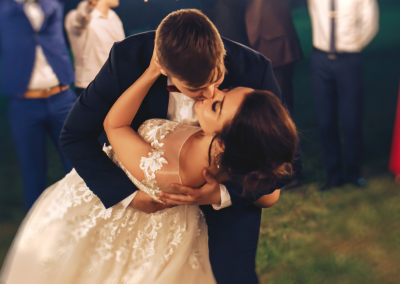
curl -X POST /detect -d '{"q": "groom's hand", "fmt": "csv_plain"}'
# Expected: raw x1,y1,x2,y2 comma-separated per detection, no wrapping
129,191,173,214
159,169,222,206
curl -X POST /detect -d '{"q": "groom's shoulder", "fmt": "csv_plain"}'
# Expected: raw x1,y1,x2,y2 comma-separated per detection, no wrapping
117,31,156,47
113,31,155,59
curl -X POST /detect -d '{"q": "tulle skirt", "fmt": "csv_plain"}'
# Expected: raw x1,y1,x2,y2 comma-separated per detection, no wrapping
0,169,216,284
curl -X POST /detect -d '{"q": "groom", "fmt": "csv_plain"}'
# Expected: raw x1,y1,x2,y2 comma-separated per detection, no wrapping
61,9,300,284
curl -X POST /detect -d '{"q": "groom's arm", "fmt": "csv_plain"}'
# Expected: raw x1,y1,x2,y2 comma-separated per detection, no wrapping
60,43,142,208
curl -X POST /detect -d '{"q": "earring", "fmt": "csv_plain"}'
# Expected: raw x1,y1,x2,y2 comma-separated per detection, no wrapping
214,142,220,169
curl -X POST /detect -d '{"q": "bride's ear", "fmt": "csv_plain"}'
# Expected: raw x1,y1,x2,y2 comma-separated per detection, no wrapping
216,139,225,153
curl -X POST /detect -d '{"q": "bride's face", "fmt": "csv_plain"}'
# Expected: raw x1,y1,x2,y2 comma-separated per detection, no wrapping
194,87,254,135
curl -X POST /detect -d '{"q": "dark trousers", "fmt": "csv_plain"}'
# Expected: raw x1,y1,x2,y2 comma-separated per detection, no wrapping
8,88,77,210
273,63,294,115
202,204,261,284
311,48,363,183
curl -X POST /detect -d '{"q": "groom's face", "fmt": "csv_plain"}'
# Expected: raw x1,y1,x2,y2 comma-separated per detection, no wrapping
169,68,225,100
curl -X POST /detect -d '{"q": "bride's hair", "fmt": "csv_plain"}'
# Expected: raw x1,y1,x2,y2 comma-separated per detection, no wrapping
215,90,298,197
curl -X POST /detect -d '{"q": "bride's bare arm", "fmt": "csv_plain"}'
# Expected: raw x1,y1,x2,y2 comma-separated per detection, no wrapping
253,189,281,208
103,58,161,182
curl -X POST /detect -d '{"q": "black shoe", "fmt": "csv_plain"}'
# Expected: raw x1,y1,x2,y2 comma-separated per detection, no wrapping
348,177,367,188
320,180,344,191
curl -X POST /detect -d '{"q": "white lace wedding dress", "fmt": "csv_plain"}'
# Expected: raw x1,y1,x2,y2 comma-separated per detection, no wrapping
0,119,216,284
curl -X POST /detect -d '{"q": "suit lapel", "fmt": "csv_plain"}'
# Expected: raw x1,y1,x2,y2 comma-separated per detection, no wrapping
10,0,36,32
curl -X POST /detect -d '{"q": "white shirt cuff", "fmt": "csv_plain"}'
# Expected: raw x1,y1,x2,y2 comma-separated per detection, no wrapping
212,184,232,210
120,191,138,209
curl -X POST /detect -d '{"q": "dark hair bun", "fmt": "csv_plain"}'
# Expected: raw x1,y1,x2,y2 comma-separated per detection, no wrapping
218,90,298,197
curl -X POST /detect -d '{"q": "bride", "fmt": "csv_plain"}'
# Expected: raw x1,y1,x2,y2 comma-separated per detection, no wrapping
0,53,298,284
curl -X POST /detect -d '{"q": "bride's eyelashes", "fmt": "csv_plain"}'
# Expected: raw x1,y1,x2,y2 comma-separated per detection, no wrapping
212,101,217,111
212,101,218,112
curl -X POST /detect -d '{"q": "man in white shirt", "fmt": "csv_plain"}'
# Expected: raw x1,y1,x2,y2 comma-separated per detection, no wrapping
308,0,379,190
65,0,125,95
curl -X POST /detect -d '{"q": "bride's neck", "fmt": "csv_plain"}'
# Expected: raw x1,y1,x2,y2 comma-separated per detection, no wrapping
192,132,229,184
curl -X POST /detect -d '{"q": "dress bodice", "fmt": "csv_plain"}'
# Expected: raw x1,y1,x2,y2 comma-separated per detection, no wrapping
104,119,201,202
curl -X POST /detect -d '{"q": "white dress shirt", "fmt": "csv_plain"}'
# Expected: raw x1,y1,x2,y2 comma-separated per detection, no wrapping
166,86,199,126
308,0,379,53
120,78,232,210
65,1,125,88
16,0,60,90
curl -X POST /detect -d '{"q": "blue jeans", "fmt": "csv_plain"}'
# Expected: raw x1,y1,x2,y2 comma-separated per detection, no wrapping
8,88,77,210
311,48,363,183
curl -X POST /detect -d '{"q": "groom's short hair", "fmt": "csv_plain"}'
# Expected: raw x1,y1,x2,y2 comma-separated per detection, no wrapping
155,9,226,88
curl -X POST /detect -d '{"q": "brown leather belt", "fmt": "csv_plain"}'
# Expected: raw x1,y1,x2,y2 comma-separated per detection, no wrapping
23,85,69,99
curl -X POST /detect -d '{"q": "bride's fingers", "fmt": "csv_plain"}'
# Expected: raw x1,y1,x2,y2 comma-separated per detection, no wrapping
159,197,187,206
159,192,197,205
161,200,189,206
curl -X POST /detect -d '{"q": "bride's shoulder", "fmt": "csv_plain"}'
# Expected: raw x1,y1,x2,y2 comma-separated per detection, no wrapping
138,119,179,145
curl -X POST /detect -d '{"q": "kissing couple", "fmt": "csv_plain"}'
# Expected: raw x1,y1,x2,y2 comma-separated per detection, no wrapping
1,9,300,284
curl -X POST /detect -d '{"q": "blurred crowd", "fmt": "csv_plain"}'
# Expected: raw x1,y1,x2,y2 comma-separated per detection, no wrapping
0,0,388,211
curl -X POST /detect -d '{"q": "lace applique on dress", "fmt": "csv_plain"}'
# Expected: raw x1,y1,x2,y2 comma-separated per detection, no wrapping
103,119,179,203
3,119,216,284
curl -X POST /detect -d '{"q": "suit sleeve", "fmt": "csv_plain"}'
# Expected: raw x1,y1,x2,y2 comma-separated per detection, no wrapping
60,43,139,208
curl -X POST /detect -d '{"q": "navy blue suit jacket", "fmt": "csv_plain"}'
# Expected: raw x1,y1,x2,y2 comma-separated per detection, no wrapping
0,0,74,97
60,31,296,283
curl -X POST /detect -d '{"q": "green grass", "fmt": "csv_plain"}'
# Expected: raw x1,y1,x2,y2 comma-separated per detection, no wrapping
1,1,400,283
257,176,400,283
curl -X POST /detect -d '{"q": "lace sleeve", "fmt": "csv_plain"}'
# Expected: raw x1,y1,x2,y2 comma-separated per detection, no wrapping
103,119,179,203
102,145,162,203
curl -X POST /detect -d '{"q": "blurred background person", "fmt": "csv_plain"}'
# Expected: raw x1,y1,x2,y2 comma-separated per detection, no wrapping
0,0,76,210
65,0,125,96
212,0,249,47
308,0,379,190
211,0,302,116
245,0,303,116
389,82,400,182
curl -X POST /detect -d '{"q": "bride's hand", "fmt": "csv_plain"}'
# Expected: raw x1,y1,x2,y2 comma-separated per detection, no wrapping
148,48,167,77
